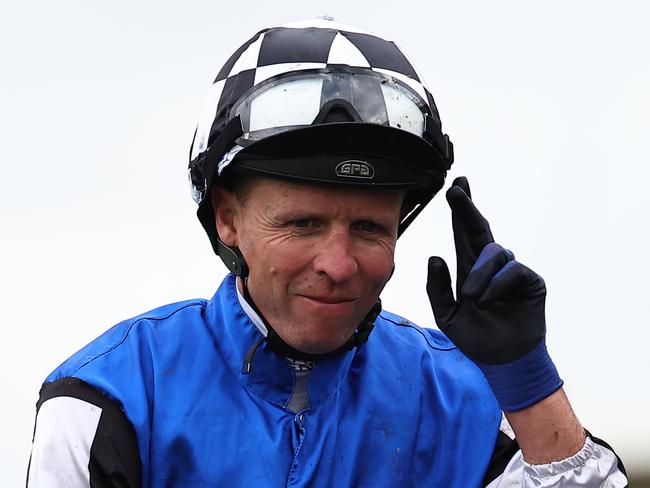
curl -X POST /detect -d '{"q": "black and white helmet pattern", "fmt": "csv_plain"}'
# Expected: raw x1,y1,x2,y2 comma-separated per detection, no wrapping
189,17,449,196
189,16,454,261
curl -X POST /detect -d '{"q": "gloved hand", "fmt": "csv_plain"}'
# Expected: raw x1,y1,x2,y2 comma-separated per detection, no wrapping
426,177,563,411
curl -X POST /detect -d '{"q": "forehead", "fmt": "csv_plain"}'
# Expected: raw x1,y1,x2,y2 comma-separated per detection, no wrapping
242,177,405,213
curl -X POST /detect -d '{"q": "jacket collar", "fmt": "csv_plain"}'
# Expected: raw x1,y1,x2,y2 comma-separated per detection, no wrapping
205,274,356,410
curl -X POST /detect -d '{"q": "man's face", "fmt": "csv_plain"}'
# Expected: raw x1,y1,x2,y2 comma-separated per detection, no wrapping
213,177,404,354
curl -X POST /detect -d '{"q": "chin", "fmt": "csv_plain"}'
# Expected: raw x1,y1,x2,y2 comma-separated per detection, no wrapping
299,341,344,355
292,326,356,355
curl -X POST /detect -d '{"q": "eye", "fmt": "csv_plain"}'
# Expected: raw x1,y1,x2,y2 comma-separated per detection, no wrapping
288,218,317,232
356,220,381,233
290,218,312,229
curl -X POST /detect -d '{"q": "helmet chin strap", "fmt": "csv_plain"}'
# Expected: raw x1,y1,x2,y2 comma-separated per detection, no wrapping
239,275,382,372
217,237,249,277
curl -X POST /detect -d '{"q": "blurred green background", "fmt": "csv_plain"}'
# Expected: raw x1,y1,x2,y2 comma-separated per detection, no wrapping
630,477,650,487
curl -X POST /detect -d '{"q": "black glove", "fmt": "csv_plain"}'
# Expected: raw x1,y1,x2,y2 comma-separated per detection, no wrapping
426,177,563,411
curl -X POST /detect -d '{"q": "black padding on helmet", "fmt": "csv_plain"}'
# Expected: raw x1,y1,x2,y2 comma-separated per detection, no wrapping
235,122,449,182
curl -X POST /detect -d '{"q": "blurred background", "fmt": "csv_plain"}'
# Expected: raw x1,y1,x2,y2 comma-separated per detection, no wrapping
2,0,648,485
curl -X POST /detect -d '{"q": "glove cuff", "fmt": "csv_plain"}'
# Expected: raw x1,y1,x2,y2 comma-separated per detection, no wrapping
477,340,563,412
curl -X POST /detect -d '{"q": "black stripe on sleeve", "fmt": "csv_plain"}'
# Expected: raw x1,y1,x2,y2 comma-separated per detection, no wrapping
481,428,629,487
586,430,629,485
34,377,142,488
482,430,520,487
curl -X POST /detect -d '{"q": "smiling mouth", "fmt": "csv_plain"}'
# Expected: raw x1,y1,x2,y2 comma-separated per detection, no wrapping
298,295,357,304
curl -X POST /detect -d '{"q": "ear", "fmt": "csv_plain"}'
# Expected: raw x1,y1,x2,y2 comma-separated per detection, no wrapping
211,186,240,247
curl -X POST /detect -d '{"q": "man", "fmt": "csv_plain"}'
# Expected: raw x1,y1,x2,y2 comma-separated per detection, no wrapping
28,17,627,487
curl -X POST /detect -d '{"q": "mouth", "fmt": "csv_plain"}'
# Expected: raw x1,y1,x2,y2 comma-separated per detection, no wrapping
297,294,357,305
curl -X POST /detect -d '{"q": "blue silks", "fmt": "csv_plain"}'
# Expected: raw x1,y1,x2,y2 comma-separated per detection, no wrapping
46,274,501,487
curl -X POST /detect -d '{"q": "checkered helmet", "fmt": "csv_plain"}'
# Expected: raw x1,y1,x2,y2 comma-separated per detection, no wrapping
188,17,454,271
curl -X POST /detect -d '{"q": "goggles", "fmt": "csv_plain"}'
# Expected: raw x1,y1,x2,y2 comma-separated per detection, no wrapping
230,67,432,144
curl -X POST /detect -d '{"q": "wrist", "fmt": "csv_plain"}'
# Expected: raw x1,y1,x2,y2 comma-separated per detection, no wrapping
504,388,586,464
476,339,563,412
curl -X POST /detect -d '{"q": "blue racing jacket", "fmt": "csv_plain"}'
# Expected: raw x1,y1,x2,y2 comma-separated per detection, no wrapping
34,274,503,486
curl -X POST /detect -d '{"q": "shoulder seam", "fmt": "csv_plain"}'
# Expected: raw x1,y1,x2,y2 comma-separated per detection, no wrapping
380,313,457,352
71,301,205,376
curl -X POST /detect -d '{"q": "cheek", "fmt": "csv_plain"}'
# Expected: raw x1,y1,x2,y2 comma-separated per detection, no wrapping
359,247,396,283
249,239,311,285
372,240,397,266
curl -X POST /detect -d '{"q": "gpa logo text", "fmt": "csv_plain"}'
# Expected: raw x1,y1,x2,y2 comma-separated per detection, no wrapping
335,160,375,179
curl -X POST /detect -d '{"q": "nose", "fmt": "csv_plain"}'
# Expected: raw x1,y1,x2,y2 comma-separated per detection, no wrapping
312,231,359,283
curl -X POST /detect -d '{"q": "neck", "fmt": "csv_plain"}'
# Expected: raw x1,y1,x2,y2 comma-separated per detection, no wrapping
235,277,381,361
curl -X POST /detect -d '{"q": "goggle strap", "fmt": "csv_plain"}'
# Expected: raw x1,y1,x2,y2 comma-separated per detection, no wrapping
424,115,454,167
193,115,245,195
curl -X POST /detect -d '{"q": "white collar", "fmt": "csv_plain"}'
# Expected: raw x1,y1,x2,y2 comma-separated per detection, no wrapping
235,277,268,337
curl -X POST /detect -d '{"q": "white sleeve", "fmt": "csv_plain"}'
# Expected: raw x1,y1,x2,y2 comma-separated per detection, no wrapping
27,377,141,488
486,418,628,488
28,396,101,487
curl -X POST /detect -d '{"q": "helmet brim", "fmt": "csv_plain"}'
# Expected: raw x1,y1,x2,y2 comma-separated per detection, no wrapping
229,122,449,191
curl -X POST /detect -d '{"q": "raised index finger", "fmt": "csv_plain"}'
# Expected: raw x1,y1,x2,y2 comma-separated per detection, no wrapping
451,176,472,198
446,184,494,247
445,178,495,296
